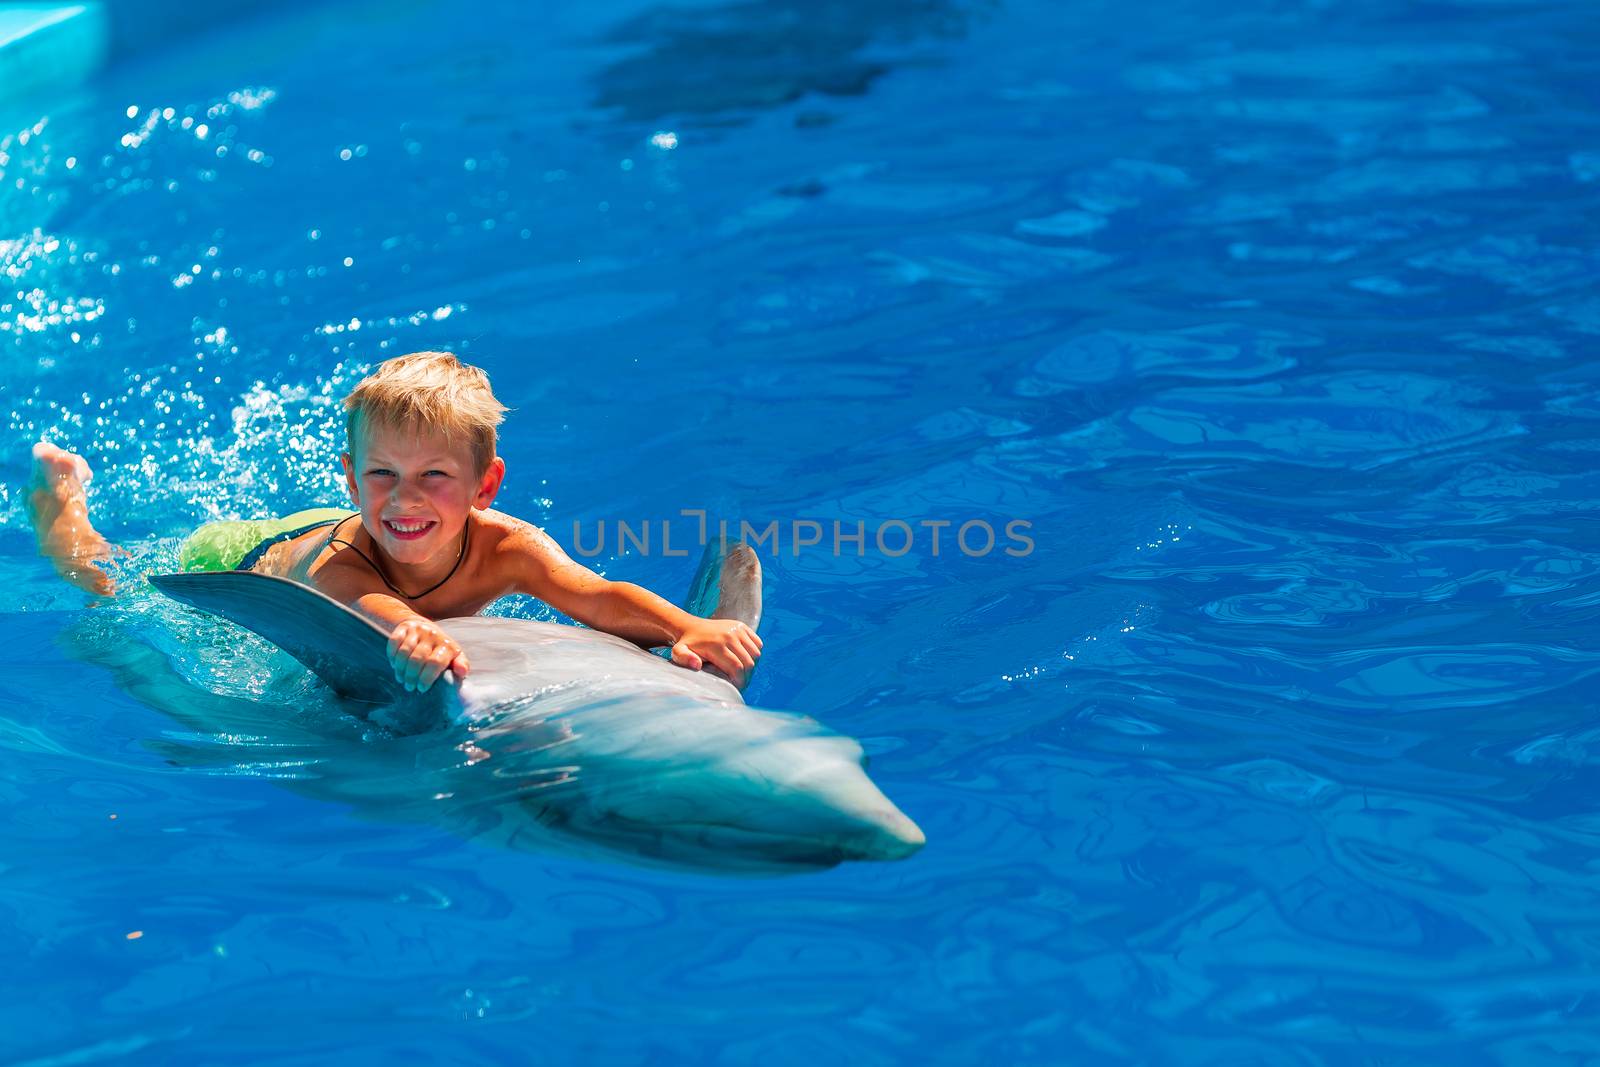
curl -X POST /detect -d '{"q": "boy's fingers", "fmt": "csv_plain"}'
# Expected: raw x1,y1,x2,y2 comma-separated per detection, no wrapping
419,645,454,689
393,631,420,661
670,641,702,670
403,649,428,687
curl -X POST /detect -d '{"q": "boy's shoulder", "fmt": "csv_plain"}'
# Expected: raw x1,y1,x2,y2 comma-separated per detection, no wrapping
475,507,546,542
476,509,564,561
473,510,587,596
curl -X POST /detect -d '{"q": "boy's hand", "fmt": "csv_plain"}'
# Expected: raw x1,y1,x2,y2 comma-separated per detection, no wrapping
670,618,762,678
387,617,470,692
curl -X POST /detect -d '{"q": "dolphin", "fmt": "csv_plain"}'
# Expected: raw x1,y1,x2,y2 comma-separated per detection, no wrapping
144,542,925,874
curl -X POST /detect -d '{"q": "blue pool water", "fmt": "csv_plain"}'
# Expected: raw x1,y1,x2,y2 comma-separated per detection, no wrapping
3,0,1599,1061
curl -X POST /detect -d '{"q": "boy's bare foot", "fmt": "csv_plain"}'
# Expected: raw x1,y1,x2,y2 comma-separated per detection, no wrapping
26,442,116,596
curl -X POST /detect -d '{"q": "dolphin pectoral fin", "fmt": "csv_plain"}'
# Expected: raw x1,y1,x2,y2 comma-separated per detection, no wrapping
147,571,445,720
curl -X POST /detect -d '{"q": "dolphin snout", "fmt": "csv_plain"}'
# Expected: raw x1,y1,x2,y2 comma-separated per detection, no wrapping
763,743,927,863
878,810,927,858
839,806,925,861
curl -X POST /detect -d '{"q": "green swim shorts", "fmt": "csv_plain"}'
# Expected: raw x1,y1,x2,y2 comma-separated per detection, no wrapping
178,508,354,573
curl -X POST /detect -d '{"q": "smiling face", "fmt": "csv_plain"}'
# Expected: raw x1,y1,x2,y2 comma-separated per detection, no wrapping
341,416,505,568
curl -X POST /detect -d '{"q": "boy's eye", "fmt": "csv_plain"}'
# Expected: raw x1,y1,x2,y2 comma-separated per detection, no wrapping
425,470,450,477
366,469,396,477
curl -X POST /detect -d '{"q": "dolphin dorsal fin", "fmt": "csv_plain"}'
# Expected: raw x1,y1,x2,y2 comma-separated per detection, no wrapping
685,539,762,631
683,539,763,692
147,571,445,716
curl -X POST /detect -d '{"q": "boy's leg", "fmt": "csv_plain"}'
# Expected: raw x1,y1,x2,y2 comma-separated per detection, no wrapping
26,442,116,596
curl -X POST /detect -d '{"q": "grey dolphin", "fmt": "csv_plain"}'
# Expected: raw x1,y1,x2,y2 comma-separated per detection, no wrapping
146,543,924,874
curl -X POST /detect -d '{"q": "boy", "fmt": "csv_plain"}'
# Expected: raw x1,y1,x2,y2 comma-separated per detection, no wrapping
26,351,762,693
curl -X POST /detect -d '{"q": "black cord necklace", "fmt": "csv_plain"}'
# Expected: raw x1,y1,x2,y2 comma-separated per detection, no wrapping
327,513,469,600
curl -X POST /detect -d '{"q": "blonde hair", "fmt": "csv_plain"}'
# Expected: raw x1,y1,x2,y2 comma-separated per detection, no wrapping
343,351,507,474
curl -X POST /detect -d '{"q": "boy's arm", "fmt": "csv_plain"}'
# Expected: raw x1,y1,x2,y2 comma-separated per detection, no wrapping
505,523,761,677
310,561,469,692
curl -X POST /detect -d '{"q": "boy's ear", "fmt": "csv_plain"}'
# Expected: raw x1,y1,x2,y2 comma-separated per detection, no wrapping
340,452,360,504
474,456,506,509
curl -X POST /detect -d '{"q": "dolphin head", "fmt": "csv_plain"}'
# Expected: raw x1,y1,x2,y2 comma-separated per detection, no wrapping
484,699,926,874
